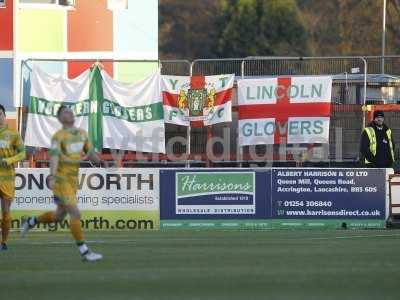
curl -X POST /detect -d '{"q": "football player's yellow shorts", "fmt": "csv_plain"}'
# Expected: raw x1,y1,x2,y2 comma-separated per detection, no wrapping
53,180,78,206
0,176,15,201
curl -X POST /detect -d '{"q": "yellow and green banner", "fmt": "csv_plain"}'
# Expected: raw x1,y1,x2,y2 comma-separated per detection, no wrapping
25,65,165,153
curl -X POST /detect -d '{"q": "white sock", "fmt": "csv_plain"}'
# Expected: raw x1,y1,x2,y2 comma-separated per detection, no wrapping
78,243,89,255
28,217,37,227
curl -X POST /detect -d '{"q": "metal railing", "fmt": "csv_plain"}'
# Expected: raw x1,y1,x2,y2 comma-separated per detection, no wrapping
191,58,245,76
364,55,400,75
160,60,191,76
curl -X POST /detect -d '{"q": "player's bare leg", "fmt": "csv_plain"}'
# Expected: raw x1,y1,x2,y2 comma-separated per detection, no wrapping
21,205,66,237
1,197,12,250
65,204,102,262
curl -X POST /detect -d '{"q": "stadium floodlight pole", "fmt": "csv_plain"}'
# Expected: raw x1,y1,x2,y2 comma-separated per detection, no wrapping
186,62,194,168
381,0,387,74
186,125,191,168
361,56,367,128
239,58,246,168
18,60,24,135
13,0,20,133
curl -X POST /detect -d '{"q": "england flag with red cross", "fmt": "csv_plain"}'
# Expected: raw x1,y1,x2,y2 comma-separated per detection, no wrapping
162,74,235,127
238,76,332,145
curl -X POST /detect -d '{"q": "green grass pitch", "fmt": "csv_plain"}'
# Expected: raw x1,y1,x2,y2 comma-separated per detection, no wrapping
1,230,399,300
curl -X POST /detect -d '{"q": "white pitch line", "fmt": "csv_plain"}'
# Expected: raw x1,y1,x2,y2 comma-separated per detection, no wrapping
12,238,213,245
307,233,400,240
12,239,140,245
13,234,400,245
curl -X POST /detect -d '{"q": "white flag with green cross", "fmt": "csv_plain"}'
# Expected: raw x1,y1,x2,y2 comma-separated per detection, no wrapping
25,65,165,154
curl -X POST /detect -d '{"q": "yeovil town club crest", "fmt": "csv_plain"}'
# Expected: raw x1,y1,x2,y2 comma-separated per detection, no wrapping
162,74,234,127
177,84,217,121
